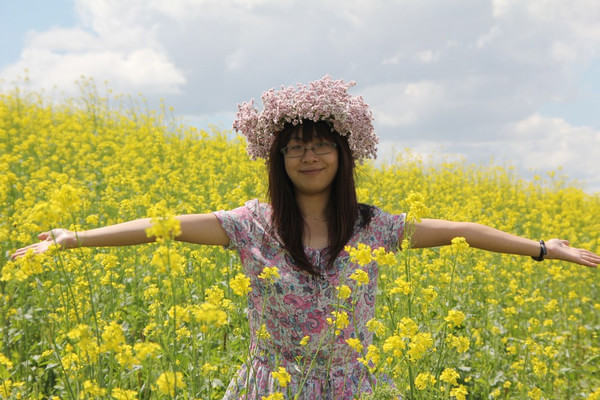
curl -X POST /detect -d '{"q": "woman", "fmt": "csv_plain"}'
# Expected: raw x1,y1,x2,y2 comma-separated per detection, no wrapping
11,76,599,399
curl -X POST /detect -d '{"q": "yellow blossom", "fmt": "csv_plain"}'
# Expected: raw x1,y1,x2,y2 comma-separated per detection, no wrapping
405,191,429,223
156,371,185,396
327,311,350,335
372,247,397,266
346,243,373,266
101,321,126,353
258,266,280,283
201,362,218,374
145,214,181,242
357,345,380,373
300,335,310,346
382,335,405,357
390,277,412,295
446,334,470,353
415,372,436,390
81,380,106,398
205,285,225,305
346,337,364,353
0,353,14,369
349,268,369,286
398,317,419,338
451,236,470,252
111,388,138,400
271,366,291,387
440,368,460,386
256,324,271,340
230,273,252,296
133,342,162,361
261,393,284,400
366,318,386,337
450,384,469,400
445,309,466,328
407,332,434,361
336,284,352,300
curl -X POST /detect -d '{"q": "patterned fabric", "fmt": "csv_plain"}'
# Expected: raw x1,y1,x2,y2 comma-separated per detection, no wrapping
214,199,405,399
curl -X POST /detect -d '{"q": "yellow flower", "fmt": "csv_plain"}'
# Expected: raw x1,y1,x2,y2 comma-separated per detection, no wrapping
261,393,284,400
191,302,228,327
440,368,460,386
205,285,225,305
299,335,310,346
532,357,548,378
81,380,106,398
256,324,271,340
390,277,412,295
446,334,470,353
201,362,218,375
357,345,380,373
382,335,405,357
346,337,364,353
111,387,138,400
451,236,470,252
349,268,369,287
527,387,543,400
145,213,181,242
405,191,429,223
588,387,600,400
155,371,185,396
327,311,349,335
444,309,466,328
101,321,125,353
346,243,373,266
407,332,434,361
0,353,13,369
133,342,162,361
414,372,436,390
398,317,419,338
366,318,386,337
271,366,292,387
336,284,352,300
372,247,397,266
258,266,280,283
230,273,252,296
450,384,468,400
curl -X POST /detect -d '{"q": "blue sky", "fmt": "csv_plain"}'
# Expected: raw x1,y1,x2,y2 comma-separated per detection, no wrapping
1,0,599,192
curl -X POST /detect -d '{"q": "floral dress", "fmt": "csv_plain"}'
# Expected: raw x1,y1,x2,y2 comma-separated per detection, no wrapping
214,199,405,400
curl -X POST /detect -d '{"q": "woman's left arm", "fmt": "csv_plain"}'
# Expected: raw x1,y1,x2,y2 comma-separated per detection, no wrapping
409,219,599,268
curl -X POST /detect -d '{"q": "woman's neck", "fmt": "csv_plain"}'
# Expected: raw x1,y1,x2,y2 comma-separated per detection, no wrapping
295,191,329,221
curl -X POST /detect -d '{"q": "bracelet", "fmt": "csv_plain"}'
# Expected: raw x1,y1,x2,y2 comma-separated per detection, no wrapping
531,240,547,261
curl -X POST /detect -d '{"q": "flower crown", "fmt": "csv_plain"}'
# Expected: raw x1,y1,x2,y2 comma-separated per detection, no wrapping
232,75,378,162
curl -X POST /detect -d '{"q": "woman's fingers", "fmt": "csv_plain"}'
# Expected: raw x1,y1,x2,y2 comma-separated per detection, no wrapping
11,232,54,259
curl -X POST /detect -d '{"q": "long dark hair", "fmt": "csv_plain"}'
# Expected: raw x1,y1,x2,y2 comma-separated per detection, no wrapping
267,120,373,275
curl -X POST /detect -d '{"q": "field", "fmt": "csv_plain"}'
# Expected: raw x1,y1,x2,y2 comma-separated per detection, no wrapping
1,83,599,399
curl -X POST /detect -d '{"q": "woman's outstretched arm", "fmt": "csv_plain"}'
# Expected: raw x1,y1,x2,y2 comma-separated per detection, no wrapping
409,219,599,268
10,213,229,259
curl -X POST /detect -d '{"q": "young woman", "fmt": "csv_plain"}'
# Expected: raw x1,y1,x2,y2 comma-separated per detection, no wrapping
11,76,599,399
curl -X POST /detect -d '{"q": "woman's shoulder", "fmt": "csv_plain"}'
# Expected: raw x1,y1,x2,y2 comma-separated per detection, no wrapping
360,203,406,231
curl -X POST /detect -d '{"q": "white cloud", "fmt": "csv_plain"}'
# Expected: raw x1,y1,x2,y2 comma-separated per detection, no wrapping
2,0,600,191
362,81,446,127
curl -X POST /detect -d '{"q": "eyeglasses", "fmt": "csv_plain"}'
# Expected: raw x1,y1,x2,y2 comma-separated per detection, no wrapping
280,142,337,158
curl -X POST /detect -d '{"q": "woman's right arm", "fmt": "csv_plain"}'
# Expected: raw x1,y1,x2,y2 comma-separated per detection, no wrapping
10,213,229,259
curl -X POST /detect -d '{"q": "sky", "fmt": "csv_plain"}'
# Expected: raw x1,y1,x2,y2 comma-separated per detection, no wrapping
1,0,599,192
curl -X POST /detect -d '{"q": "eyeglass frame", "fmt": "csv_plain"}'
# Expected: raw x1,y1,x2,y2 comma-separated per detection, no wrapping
280,142,338,158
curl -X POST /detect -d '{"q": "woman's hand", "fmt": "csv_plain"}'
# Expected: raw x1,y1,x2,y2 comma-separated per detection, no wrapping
545,238,600,268
10,229,77,259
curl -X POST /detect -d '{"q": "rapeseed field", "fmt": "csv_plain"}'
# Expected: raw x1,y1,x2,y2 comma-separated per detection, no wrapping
1,83,598,399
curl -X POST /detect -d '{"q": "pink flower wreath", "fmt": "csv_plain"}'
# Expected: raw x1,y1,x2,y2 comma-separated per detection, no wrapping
232,75,378,162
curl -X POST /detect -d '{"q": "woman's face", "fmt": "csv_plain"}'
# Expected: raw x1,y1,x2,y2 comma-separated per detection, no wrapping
283,132,339,197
